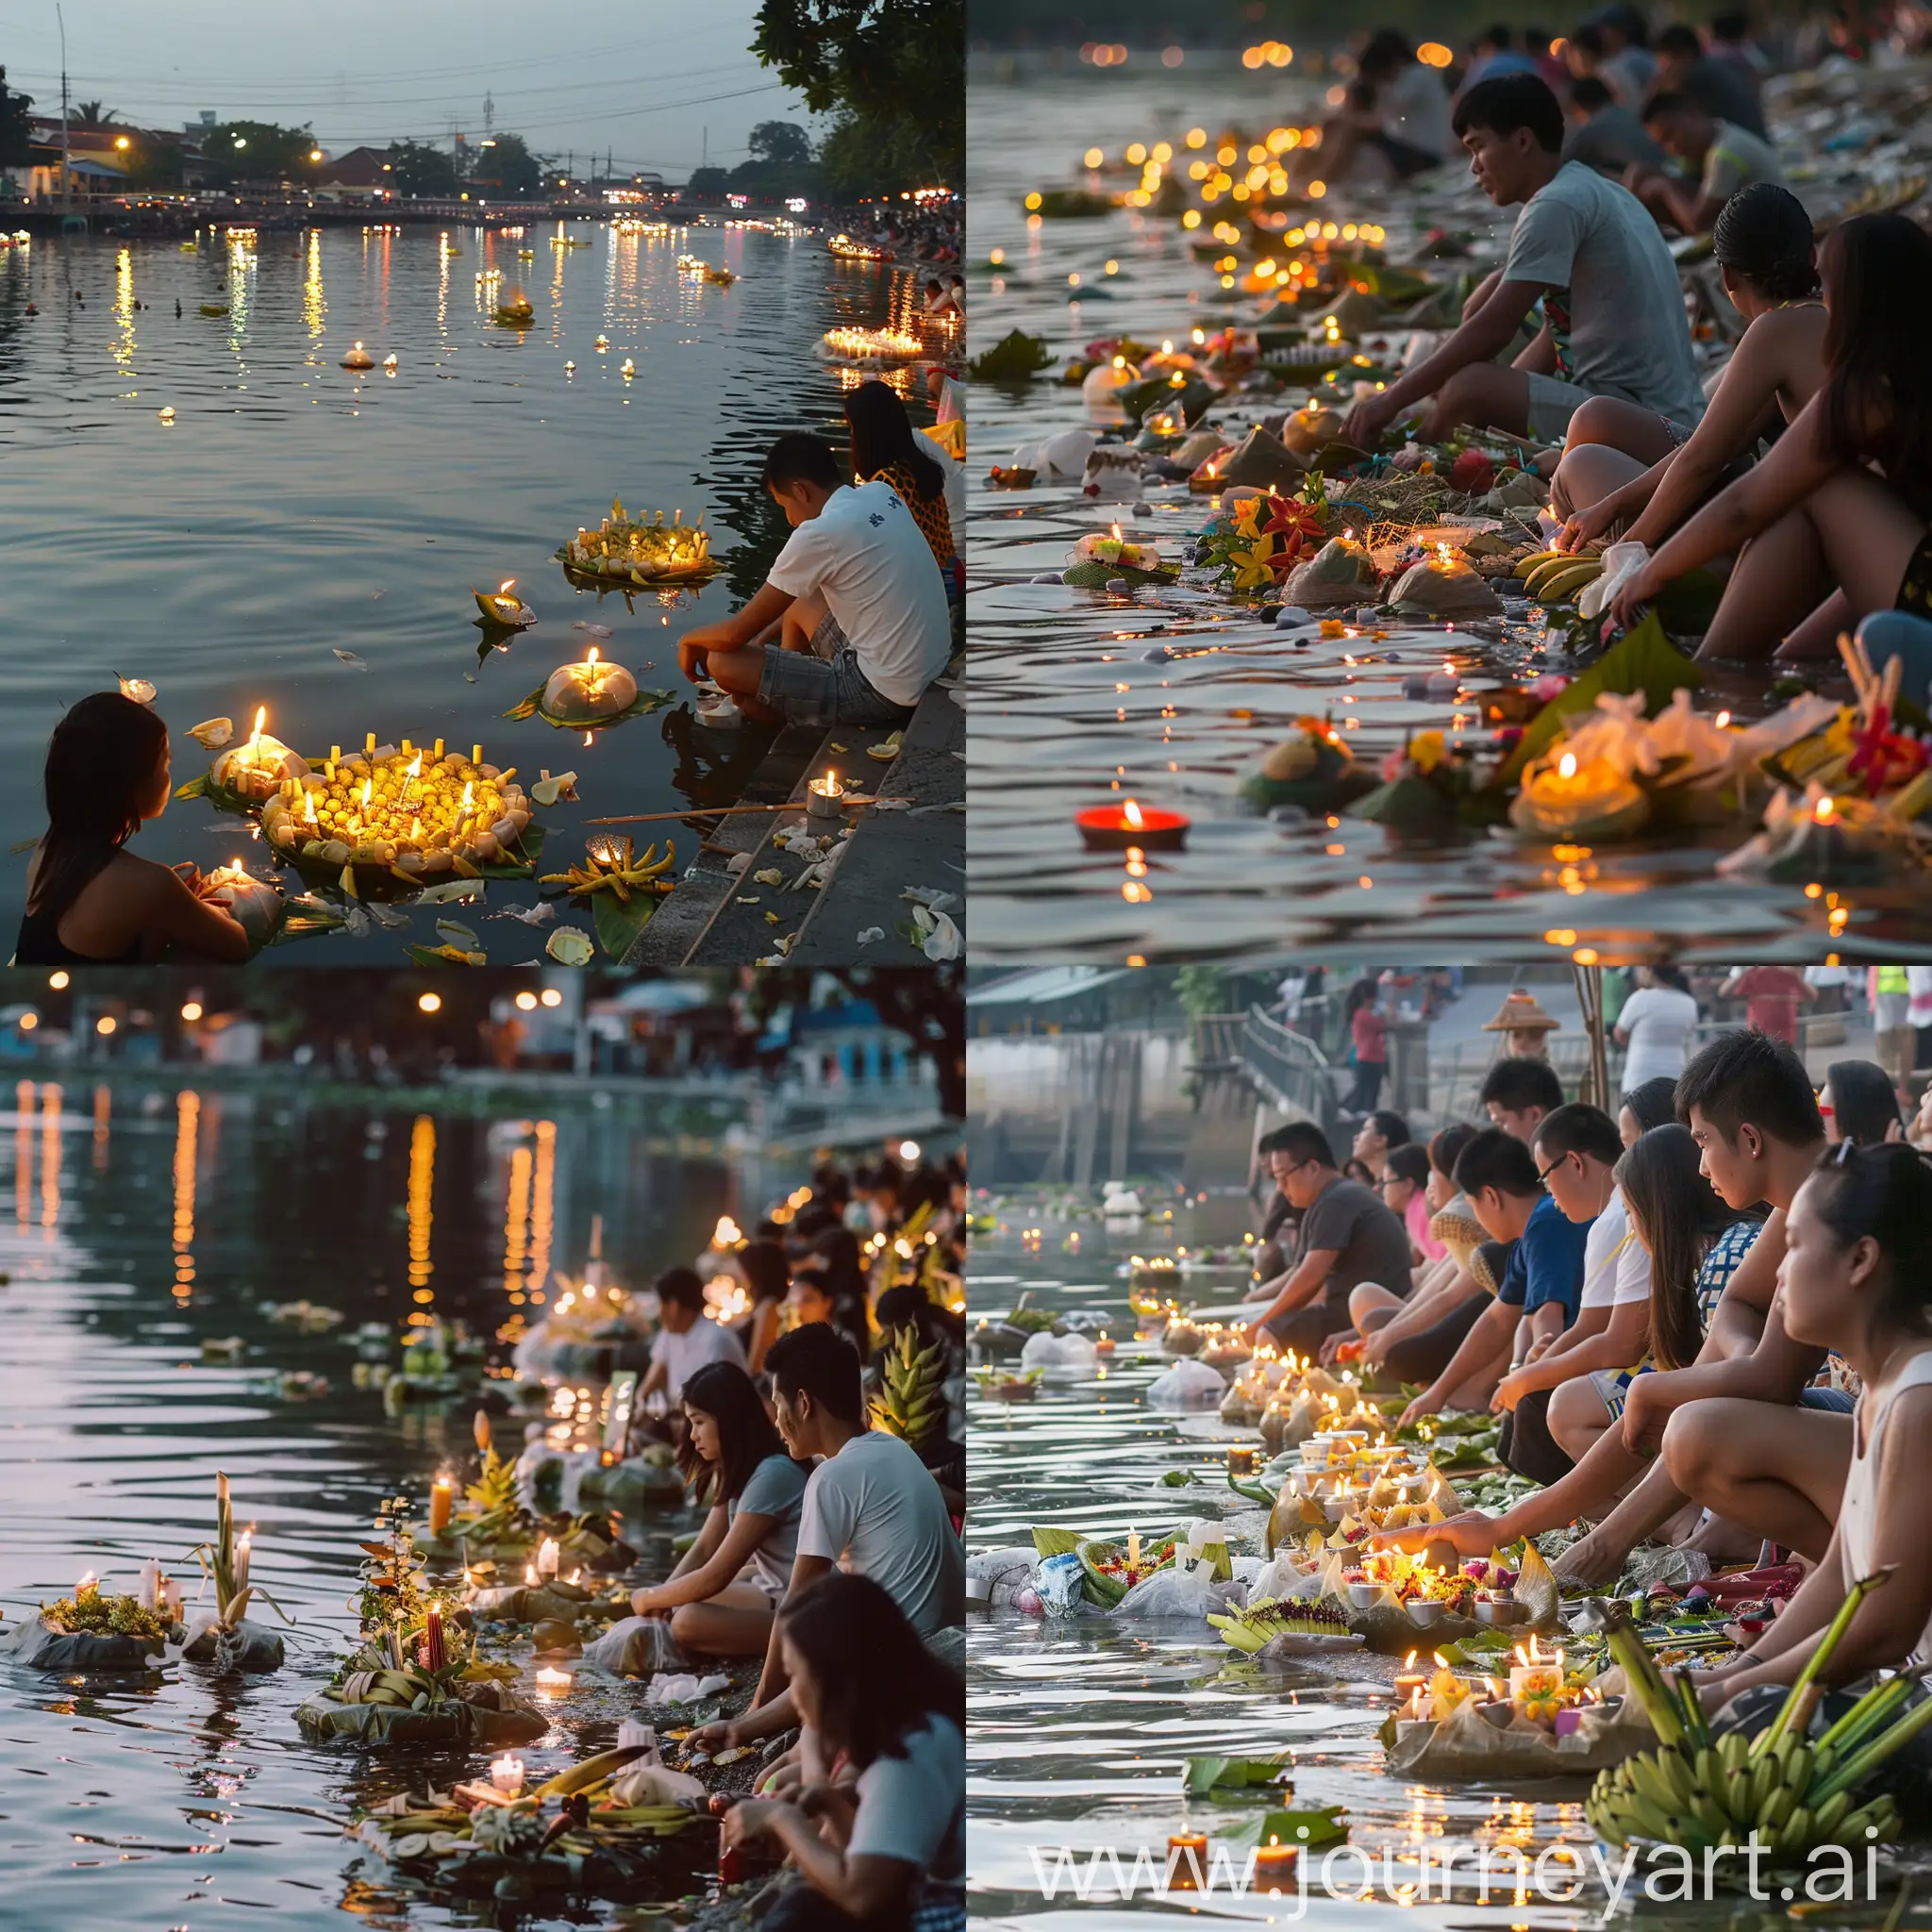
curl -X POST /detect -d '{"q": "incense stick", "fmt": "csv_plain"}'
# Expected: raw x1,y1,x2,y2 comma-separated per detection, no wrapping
584,799,909,825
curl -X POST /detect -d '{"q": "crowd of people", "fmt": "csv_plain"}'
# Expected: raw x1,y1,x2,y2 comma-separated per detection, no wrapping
1239,982,1932,1704
678,379,962,731
624,1146,968,1930
1307,8,1932,670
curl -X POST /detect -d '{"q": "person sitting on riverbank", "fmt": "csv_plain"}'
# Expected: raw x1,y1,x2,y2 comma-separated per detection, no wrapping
1619,1074,1682,1143
1650,20,1769,137
698,1324,963,1753
1384,1142,1444,1265
1481,1053,1567,1141
1685,1145,1932,1712
675,432,951,729
641,1267,746,1408
1292,32,1455,189
1351,1108,1411,1186
1607,213,1932,661
1625,92,1787,236
1397,1126,1591,1437
1339,74,1705,451
788,1224,874,1363
845,379,959,594
1373,1116,1759,1562
1553,185,1826,543
628,1360,809,1656
18,692,251,968
1561,75,1667,176
720,1571,965,1932
1241,1123,1415,1359
731,1239,791,1376
1487,1105,1651,1464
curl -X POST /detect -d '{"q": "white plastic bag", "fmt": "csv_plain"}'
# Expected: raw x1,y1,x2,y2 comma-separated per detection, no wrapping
609,1759,708,1805
643,1669,731,1705
1145,1358,1229,1410
1014,428,1101,482
1112,1568,1219,1619
581,1615,688,1678
1578,539,1651,620
1020,1329,1099,1376
967,1546,1040,1610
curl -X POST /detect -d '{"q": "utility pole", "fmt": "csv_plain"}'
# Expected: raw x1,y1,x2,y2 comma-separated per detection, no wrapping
57,3,69,214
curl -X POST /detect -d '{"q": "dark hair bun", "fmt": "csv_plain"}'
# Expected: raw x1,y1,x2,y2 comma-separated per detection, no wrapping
1712,183,1820,303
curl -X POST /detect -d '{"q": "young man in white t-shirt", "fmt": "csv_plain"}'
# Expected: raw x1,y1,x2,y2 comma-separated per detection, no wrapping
686,1322,963,1754
640,1266,746,1407
675,432,951,729
1340,72,1704,453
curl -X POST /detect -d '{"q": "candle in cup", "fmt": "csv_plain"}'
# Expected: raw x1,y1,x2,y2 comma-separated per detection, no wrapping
536,1537,560,1579
535,1665,574,1694
1076,797,1190,852
1168,1831,1208,1891
429,1476,454,1537
1228,1446,1256,1476
806,770,845,821
1094,1330,1116,1357
490,1754,526,1797
1254,1837,1297,1892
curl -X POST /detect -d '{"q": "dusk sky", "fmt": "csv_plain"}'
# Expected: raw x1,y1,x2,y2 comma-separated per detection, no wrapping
0,0,816,176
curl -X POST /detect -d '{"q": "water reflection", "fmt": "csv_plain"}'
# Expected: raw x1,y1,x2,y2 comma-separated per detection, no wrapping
0,1073,737,1927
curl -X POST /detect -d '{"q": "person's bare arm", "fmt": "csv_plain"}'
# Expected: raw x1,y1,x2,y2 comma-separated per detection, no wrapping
678,582,795,677
1400,1295,1515,1426
633,1508,779,1613
723,1802,915,1921
151,865,251,962
1251,1248,1338,1326
1494,1297,1647,1408
751,1551,834,1707
1512,321,1558,375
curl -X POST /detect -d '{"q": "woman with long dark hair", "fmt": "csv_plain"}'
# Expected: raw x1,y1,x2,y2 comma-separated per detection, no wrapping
1608,213,1932,660
1821,1058,1904,1149
18,693,250,965
734,1238,791,1375
629,1359,810,1655
843,378,957,575
1553,183,1828,543
721,1571,964,1929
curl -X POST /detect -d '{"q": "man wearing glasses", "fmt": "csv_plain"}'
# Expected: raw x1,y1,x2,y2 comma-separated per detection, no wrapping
1242,1124,1415,1360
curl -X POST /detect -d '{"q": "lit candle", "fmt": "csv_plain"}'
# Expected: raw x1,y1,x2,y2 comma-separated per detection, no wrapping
535,1664,573,1694
1168,1831,1208,1891
1254,1837,1296,1892
490,1754,526,1797
423,1599,445,1673
1228,1446,1255,1475
1094,1330,1116,1357
234,1531,251,1592
536,1537,560,1579
428,1476,454,1537
1126,1530,1141,1570
807,770,845,821
1075,798,1190,852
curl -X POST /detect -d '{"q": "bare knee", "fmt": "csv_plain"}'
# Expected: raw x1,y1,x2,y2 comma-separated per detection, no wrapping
1563,394,1629,454
1659,1400,1724,1496
1547,1374,1607,1459
669,1603,705,1647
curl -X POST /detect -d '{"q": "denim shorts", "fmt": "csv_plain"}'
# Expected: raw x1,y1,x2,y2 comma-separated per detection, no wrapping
757,642,914,730
1798,1386,1857,1414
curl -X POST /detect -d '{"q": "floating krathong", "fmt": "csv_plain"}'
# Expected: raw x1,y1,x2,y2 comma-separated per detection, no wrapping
827,232,893,263
541,649,638,724
557,499,716,585
475,578,538,628
341,341,375,370
820,325,924,361
495,288,536,326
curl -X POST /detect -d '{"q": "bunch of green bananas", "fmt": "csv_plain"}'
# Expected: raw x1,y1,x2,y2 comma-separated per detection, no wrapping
871,1324,949,1446
1207,1596,1352,1654
1513,547,1605,606
1586,1726,1900,1856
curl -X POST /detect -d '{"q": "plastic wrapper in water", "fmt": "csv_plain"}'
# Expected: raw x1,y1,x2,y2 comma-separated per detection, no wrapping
1036,1552,1087,1617
6,1613,166,1673
581,1615,690,1678
966,1546,1040,1610
1020,1329,1100,1376
1145,1358,1228,1411
174,1612,286,1672
1111,1569,1246,1622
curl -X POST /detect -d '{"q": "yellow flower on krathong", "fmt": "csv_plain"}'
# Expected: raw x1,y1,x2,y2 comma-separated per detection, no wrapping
1410,730,1447,773
1232,495,1265,541
1229,532,1277,591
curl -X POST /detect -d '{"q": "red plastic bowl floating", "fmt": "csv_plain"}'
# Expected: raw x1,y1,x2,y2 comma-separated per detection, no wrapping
1075,798,1191,851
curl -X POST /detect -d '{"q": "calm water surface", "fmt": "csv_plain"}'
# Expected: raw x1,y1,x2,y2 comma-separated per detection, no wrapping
0,1070,754,1928
963,69,1921,964
0,221,939,961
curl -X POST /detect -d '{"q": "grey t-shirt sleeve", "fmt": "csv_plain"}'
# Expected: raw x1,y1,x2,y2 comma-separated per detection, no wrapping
1505,183,1584,291
737,1454,807,1521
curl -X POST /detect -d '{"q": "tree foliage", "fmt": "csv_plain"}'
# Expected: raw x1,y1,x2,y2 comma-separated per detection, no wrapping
195,121,323,188
473,131,543,198
0,66,36,169
748,119,812,166
684,164,731,203
387,139,457,198
753,0,960,187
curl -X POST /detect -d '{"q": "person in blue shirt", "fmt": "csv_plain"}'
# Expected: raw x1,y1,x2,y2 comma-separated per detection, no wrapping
1398,1128,1591,1433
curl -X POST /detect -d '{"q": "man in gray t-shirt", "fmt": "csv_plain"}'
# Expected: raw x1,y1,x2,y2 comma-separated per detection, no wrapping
1632,94,1788,236
1342,73,1704,451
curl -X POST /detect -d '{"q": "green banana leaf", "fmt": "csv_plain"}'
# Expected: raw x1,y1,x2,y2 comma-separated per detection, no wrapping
1060,558,1179,589
592,886,661,960
1499,612,1703,785
503,685,675,731
1031,1525,1084,1559
969,329,1055,382
1224,1805,1349,1850
1184,1755,1292,1796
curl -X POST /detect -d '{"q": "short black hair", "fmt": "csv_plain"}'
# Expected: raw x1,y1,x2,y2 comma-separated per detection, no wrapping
1479,1054,1566,1117
1641,89,1703,124
1259,1122,1336,1168
1454,1126,1544,1201
1453,73,1566,154
761,431,843,494
1534,1101,1625,1167
766,1321,865,1424
1480,23,1514,48
1385,1142,1432,1189
1620,1074,1682,1135
656,1265,706,1313
1709,11,1750,40
1657,23,1704,55
1569,74,1615,110
1824,1059,1903,1148
1429,1121,1478,1182
1571,23,1607,55
1364,1109,1411,1149
1359,29,1415,76
1676,1028,1824,1150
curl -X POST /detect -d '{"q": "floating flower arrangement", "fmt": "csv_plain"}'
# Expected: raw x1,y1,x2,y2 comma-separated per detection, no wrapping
826,232,893,263
820,325,924,361
556,500,719,587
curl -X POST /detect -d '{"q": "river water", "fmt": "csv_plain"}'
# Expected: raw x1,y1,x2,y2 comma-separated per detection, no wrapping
969,1207,1676,1932
963,64,1920,965
0,220,939,963
0,1069,751,1929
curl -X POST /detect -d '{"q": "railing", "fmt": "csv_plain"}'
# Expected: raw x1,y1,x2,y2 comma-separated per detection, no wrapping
1236,1008,1341,1138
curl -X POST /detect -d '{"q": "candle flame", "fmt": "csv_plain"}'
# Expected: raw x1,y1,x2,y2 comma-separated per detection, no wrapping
498,577,515,596
407,751,422,778
1436,541,1451,564
461,780,475,811
1816,795,1836,824
587,645,600,668
304,791,317,823
1111,522,1123,541
1123,798,1145,829
76,1570,97,1593
1558,752,1578,779
361,776,373,808
1716,709,1732,729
